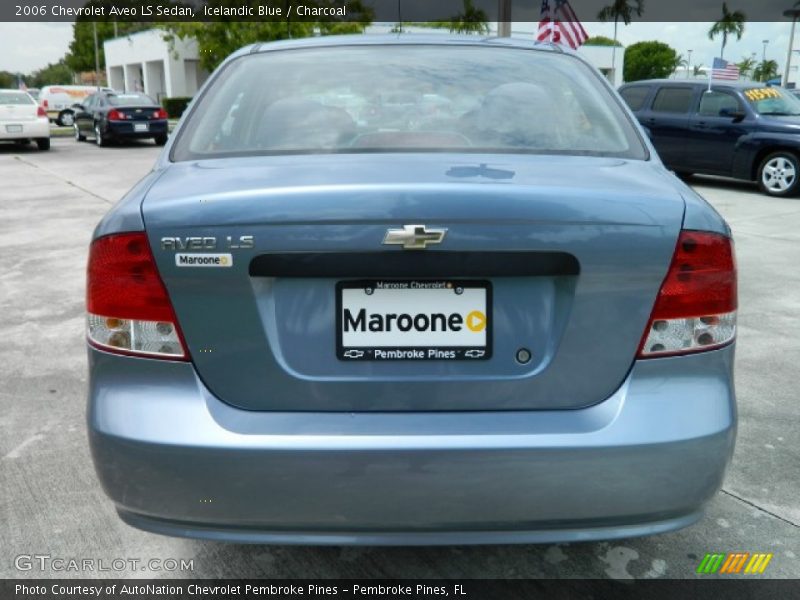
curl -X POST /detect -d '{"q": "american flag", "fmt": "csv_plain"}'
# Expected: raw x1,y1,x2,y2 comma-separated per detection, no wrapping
711,58,740,81
537,0,589,50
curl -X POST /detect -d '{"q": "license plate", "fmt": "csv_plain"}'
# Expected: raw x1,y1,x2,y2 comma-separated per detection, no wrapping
337,280,491,361
133,123,149,132
5,125,22,133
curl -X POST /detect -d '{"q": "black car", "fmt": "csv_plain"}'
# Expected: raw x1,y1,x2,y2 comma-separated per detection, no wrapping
73,91,168,147
619,79,800,197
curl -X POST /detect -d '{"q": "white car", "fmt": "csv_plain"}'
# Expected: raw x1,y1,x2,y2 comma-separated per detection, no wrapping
0,89,50,150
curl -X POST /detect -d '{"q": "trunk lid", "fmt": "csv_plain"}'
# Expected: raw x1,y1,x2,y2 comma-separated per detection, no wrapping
143,153,684,411
114,106,160,121
0,103,36,121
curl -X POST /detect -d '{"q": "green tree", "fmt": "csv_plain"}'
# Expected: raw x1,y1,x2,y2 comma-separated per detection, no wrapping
597,0,644,73
736,56,757,79
753,59,779,82
65,20,149,73
624,40,679,82
29,60,74,87
448,0,489,34
693,64,705,78
0,71,17,88
584,35,623,46
708,2,746,59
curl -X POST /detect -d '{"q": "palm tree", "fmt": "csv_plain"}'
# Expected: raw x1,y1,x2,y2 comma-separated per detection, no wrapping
673,54,689,77
708,2,746,59
736,56,758,79
693,64,705,78
597,0,645,74
448,0,490,34
753,59,779,82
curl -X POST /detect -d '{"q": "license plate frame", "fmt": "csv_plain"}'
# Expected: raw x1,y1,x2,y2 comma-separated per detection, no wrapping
336,279,492,361
133,123,149,132
5,124,22,133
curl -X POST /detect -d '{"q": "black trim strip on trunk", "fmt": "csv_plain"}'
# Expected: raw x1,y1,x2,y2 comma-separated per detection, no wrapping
249,251,579,278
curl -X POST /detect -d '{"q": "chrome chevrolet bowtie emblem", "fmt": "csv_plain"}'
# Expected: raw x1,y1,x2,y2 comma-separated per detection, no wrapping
382,224,447,250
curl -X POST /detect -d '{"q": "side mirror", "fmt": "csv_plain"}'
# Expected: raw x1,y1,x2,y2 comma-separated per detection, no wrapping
720,107,746,122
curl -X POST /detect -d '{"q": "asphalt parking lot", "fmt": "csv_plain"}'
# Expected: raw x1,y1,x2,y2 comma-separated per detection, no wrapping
1,137,798,580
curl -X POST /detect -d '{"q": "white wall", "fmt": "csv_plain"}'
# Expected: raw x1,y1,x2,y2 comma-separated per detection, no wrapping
104,29,209,99
578,45,624,88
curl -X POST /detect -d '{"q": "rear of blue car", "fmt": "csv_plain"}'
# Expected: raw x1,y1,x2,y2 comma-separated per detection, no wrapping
86,38,737,544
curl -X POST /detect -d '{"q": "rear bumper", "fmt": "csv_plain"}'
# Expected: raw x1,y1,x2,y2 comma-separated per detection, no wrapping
105,120,167,138
87,345,736,544
0,118,49,139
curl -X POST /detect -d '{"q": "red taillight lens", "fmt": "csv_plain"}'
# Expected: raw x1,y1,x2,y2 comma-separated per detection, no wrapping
42,99,48,108
638,230,737,358
107,109,125,121
86,233,187,360
37,106,47,118
152,108,168,119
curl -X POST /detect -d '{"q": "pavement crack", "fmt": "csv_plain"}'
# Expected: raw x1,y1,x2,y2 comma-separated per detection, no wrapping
721,489,800,528
14,155,113,204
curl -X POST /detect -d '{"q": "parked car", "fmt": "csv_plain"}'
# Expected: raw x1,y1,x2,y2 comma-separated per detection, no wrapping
38,85,110,126
0,89,50,150
620,79,800,197
87,36,737,545
73,91,168,146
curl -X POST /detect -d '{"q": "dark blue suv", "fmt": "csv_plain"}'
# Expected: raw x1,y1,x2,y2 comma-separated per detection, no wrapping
620,80,800,197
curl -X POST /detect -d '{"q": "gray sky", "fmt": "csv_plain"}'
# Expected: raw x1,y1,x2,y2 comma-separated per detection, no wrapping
0,20,796,75
0,22,74,73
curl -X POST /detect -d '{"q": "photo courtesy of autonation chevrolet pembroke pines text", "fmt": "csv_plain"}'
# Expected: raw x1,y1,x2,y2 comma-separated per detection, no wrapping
0,0,797,598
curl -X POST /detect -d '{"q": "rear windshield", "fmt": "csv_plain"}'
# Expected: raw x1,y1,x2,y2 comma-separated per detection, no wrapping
172,45,646,161
108,93,156,106
0,92,35,105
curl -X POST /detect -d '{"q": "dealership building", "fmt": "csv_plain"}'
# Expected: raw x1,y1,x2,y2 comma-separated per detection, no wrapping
103,29,209,102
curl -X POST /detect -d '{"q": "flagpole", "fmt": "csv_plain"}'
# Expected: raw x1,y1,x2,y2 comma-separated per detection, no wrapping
708,61,713,92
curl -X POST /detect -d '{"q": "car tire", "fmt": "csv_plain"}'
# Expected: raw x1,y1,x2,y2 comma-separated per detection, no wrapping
154,134,168,146
758,151,800,197
95,123,107,147
74,124,86,142
58,111,75,127
36,138,50,151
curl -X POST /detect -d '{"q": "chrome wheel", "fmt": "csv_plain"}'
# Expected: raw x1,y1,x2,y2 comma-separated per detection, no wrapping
95,124,104,147
59,111,74,127
762,155,797,193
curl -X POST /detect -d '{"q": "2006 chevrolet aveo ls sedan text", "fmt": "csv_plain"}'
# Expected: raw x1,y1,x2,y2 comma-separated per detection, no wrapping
86,36,737,545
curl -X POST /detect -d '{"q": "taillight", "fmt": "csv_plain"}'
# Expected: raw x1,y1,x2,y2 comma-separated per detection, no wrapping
86,233,187,360
152,108,168,120
37,106,47,118
107,109,125,121
42,99,48,108
638,230,737,358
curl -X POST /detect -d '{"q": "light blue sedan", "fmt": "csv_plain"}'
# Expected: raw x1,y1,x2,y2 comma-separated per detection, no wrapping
86,36,737,544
